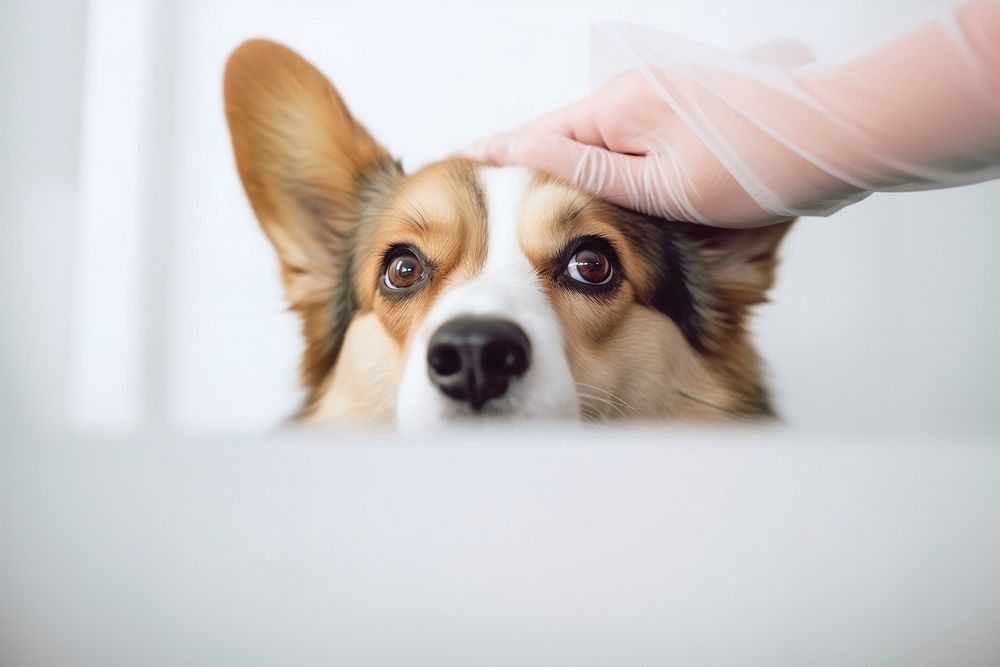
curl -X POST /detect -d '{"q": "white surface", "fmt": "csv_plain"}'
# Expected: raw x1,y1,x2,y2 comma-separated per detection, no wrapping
3,0,998,434
2,429,999,664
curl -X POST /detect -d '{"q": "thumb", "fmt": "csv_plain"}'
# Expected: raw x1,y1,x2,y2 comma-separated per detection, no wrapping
462,131,646,207
459,131,579,172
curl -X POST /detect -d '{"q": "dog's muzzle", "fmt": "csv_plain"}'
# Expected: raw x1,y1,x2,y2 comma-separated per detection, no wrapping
426,316,531,410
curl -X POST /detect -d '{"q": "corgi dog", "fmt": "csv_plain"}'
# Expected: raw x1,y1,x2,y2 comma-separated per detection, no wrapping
223,40,792,430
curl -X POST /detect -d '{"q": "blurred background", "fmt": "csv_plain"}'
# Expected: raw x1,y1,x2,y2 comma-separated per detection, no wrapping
2,0,998,435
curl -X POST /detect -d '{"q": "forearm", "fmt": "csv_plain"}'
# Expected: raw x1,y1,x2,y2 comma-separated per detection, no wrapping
798,0,1000,189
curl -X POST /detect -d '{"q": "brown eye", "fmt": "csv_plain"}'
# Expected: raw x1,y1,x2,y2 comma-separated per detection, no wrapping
566,247,613,285
384,251,424,289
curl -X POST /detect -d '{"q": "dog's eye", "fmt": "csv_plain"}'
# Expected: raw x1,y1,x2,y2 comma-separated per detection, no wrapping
384,250,424,290
566,247,613,285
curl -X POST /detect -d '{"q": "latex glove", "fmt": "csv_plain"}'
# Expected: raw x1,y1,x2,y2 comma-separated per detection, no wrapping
463,0,1000,227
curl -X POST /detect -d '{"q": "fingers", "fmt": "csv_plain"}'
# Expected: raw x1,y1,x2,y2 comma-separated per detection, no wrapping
460,131,567,174
463,131,604,180
460,129,779,226
463,130,642,199
456,92,609,161
462,131,710,222
511,97,608,147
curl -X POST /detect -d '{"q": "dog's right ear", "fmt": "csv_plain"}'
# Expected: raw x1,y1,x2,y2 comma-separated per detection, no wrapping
224,39,401,389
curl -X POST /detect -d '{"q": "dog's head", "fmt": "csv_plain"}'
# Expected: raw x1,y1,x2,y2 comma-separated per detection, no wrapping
224,40,791,429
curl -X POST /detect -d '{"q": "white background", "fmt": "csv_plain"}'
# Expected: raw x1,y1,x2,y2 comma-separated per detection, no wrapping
3,0,998,434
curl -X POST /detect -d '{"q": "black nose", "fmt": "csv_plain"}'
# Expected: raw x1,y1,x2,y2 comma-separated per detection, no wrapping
427,316,531,410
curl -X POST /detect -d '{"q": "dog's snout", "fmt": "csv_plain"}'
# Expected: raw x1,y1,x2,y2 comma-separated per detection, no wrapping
427,316,531,410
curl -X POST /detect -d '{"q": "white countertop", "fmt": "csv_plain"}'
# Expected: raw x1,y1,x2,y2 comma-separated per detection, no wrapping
2,427,998,665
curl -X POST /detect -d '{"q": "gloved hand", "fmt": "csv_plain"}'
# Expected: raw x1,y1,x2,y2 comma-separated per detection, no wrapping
462,0,1000,227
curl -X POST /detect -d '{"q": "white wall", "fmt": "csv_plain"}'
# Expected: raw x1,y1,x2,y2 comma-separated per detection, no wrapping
0,0,87,429
8,0,998,434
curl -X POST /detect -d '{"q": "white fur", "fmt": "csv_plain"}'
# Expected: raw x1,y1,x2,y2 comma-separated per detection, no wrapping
395,167,580,430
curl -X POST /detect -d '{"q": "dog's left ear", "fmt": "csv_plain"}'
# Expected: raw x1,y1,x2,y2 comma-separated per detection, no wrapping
681,219,794,354
224,39,401,389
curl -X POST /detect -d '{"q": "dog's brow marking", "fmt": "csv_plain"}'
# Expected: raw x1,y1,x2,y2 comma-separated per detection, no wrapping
380,204,428,235
562,187,606,228
396,184,429,232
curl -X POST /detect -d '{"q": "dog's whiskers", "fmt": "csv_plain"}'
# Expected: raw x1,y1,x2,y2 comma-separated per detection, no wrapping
577,391,631,423
575,382,640,416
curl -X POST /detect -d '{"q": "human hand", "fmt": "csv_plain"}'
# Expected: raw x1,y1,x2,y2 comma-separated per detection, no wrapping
462,64,806,227
461,4,1000,227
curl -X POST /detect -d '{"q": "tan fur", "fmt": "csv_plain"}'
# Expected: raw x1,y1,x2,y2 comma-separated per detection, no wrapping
224,39,791,427
350,160,488,344
305,161,489,425
224,39,398,394
517,177,788,421
306,312,402,426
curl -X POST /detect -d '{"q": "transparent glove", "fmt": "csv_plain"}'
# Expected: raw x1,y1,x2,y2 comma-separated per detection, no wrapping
463,0,1000,227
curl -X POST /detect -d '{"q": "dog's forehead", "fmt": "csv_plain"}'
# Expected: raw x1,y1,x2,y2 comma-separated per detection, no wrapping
371,161,629,297
386,161,583,264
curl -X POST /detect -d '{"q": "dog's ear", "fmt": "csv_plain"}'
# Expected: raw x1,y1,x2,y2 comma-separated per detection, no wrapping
224,39,401,389
678,220,794,355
